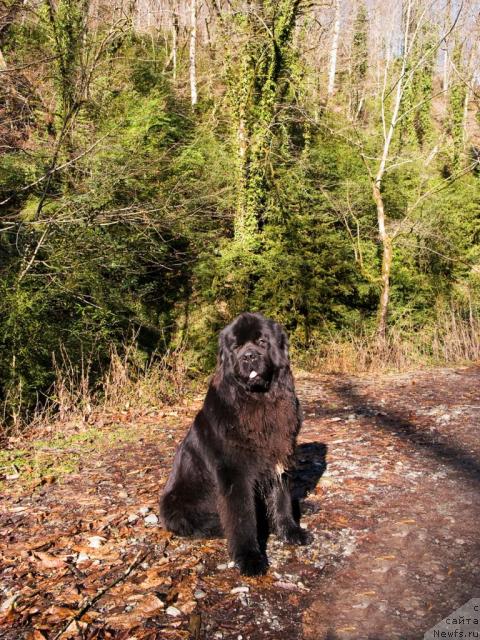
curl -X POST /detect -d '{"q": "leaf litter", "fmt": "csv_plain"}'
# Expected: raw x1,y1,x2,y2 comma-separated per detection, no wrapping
1,365,479,639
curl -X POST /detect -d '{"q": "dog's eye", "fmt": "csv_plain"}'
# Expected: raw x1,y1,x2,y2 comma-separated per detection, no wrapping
257,338,267,346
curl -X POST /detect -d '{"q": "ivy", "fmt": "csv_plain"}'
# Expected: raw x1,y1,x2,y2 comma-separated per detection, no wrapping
448,42,467,169
350,2,368,118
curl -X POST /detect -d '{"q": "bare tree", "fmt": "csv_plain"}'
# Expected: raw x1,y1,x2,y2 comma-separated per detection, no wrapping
351,0,472,340
442,0,451,91
368,0,413,340
327,0,341,96
172,9,179,81
189,0,197,106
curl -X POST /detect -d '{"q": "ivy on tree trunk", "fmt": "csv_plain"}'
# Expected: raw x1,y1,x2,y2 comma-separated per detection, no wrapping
231,0,301,240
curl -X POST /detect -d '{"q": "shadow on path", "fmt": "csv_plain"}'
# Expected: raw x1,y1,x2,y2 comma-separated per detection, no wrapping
292,441,328,501
315,378,480,483
301,372,480,640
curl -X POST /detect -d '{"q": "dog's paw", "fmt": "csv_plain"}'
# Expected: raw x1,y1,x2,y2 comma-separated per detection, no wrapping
282,526,313,546
235,551,268,576
165,516,195,537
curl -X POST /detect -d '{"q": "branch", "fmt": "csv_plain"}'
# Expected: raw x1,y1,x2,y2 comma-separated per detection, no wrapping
0,134,109,207
51,547,154,640
383,1,465,102
405,159,479,219
449,55,480,100
17,227,48,284
395,88,449,126
0,55,59,73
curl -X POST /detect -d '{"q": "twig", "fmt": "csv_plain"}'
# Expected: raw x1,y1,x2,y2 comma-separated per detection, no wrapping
17,227,48,283
0,134,109,207
383,1,465,102
51,547,151,640
401,159,480,223
0,55,58,73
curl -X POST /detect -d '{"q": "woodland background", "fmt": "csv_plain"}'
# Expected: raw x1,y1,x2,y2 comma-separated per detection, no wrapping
1,0,479,429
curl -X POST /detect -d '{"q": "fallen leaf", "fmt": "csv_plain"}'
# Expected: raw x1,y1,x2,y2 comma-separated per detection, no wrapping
396,519,416,525
8,506,27,514
26,631,47,640
41,605,78,625
32,551,67,569
132,593,164,615
178,600,196,615
273,581,300,591
58,586,82,606
106,594,164,629
58,620,88,639
188,612,202,640
137,568,172,591
0,593,19,625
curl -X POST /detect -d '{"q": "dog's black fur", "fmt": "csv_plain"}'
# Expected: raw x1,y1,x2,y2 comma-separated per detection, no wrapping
160,312,311,576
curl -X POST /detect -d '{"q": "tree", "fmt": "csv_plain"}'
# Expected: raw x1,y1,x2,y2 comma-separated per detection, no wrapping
234,0,301,232
327,0,341,97
448,41,468,169
1,0,480,429
350,1,368,118
220,0,301,311
189,0,197,106
369,0,415,340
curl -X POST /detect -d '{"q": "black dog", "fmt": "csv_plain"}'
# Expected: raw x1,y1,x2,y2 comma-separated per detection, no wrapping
160,312,311,576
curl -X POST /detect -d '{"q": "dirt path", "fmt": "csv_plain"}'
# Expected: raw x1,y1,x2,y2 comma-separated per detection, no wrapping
1,366,479,639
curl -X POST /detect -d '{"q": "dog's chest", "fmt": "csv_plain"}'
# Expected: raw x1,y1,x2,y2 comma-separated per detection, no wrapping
235,397,298,466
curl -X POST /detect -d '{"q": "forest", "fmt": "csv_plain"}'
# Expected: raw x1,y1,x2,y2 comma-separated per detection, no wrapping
1,0,479,428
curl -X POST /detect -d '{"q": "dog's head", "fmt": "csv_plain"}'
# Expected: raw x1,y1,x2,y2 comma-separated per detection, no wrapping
218,312,290,391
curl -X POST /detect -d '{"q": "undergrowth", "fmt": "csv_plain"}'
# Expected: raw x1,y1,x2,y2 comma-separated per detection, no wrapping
2,343,193,436
306,308,480,374
0,425,137,492
1,307,478,444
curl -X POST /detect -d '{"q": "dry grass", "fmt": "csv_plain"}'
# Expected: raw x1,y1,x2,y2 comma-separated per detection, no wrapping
307,309,480,374
3,308,479,434
6,343,192,435
100,343,189,412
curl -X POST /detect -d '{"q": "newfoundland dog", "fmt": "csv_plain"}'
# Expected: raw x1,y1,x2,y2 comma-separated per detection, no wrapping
160,312,311,576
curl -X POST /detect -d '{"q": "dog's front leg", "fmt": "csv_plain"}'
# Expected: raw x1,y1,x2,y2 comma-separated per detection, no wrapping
216,465,268,576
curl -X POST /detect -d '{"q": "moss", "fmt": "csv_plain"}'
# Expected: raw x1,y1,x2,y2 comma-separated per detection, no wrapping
0,424,138,492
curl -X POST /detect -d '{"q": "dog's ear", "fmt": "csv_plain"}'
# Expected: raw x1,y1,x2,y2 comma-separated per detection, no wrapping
217,327,231,372
270,321,290,369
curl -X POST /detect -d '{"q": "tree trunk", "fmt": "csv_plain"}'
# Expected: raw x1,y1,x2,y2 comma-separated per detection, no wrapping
234,113,252,244
172,12,178,82
189,0,197,107
372,0,412,340
327,0,341,97
461,46,475,148
224,0,301,313
462,85,470,147
442,46,449,91
232,0,301,245
373,182,392,341
442,0,451,91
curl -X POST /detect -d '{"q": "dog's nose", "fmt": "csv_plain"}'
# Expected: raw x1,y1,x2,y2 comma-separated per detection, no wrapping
243,351,258,363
